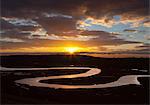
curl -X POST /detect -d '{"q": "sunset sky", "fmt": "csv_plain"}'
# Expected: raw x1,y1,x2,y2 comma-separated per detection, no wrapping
1,0,150,57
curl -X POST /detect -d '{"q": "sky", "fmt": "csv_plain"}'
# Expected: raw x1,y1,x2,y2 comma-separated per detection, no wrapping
0,0,150,57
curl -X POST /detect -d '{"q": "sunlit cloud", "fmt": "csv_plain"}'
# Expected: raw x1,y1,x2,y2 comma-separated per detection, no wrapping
103,43,144,52
1,17,39,26
109,32,121,35
28,33,99,41
61,35,99,41
76,17,116,29
120,16,149,28
0,37,24,43
30,28,48,36
42,13,73,19
143,21,150,27
76,20,91,29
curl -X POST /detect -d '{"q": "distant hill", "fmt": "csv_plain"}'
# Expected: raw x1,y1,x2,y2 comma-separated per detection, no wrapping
1,55,149,71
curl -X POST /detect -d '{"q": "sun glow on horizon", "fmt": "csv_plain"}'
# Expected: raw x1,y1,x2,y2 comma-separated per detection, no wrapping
64,47,80,54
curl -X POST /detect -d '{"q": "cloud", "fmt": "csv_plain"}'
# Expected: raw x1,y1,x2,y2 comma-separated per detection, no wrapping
36,17,77,34
0,29,140,51
0,37,24,42
76,19,91,29
1,0,149,54
29,34,99,41
2,0,148,24
103,43,144,51
123,29,138,33
82,0,149,28
143,20,150,27
123,29,147,33
120,16,149,27
110,32,121,35
76,17,116,28
1,0,149,31
136,43,150,48
27,27,48,36
80,31,139,45
2,17,40,26
144,35,150,40
42,13,73,19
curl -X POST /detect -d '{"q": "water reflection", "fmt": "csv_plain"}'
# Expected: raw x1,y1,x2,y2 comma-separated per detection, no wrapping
3,66,150,89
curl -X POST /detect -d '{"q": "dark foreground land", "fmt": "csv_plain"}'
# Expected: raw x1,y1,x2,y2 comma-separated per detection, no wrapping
0,55,150,104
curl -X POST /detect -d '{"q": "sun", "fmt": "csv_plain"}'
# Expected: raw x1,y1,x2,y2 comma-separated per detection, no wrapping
65,47,80,54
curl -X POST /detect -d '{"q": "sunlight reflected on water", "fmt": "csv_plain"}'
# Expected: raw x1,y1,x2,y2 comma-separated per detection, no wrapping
10,67,150,89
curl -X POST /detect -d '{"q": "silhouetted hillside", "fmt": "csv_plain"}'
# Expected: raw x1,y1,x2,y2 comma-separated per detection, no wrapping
1,55,149,70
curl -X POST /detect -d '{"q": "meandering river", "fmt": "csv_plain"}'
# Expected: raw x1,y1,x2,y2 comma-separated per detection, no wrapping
1,67,150,89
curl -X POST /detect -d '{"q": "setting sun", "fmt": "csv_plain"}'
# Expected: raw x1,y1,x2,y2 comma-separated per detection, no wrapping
65,47,80,54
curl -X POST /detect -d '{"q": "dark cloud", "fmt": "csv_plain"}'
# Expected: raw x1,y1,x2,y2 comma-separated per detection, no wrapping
1,0,85,18
36,17,77,34
85,0,149,18
80,31,139,45
123,29,138,32
136,43,150,48
1,0,148,18
123,29,147,33
1,0,149,30
1,19,15,29
1,18,40,39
